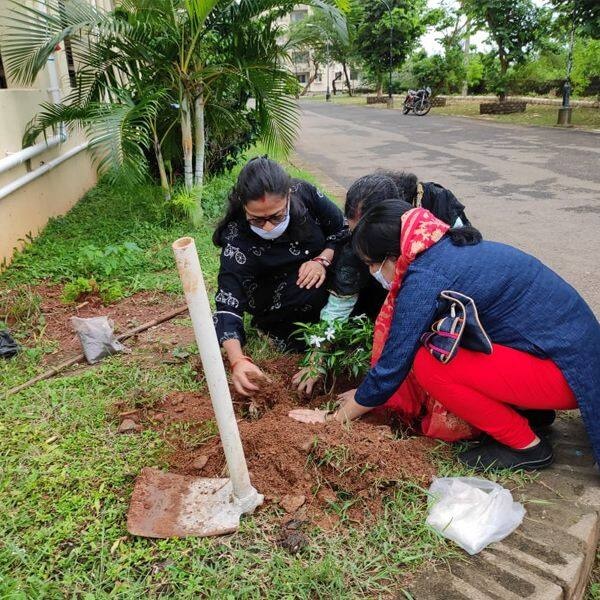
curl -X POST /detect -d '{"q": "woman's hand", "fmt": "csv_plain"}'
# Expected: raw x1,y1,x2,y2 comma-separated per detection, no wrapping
337,388,356,404
231,360,266,396
292,366,321,395
288,408,331,424
297,260,326,289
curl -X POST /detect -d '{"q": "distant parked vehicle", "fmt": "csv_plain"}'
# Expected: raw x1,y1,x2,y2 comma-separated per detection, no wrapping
403,87,432,116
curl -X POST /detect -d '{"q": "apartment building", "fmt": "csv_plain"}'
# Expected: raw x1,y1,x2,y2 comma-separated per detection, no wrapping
0,0,111,267
279,4,360,95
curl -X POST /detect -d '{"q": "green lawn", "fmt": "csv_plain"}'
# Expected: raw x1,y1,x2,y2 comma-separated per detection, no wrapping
432,101,600,130
1,153,530,598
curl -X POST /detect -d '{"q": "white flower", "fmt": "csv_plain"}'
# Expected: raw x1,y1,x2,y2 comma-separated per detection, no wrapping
309,335,326,348
324,327,336,341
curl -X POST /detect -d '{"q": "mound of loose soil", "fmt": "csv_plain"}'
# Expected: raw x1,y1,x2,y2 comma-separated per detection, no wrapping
7,283,194,364
127,355,437,524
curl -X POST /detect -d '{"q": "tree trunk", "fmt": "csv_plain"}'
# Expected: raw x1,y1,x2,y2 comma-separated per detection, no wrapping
300,61,320,97
180,94,193,189
342,62,352,96
498,42,508,102
376,74,384,98
153,131,170,201
194,88,205,188
462,22,470,96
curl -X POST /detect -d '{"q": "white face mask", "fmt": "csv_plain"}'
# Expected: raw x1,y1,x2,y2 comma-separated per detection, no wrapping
250,211,291,240
372,257,392,290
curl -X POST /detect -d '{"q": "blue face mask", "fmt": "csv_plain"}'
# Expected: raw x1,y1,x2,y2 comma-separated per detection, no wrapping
249,202,291,240
372,257,392,290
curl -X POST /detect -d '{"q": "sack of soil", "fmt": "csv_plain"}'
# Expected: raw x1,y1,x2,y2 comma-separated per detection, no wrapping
71,316,127,364
0,330,20,359
426,476,525,555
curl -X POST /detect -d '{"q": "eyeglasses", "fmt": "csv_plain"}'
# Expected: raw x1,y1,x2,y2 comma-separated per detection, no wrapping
245,199,290,228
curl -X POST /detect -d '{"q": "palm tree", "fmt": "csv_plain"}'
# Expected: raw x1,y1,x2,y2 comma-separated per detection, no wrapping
1,0,347,200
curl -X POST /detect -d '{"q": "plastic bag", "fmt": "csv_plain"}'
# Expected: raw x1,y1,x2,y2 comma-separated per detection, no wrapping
0,330,20,358
426,477,525,555
71,316,127,364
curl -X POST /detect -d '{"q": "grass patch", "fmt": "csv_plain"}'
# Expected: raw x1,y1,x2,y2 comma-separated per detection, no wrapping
0,152,479,597
423,101,600,130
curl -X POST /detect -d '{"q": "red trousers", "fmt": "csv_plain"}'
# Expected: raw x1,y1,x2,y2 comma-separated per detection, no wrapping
412,344,577,448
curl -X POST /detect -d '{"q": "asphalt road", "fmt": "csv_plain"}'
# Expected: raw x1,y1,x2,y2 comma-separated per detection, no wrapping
295,100,600,314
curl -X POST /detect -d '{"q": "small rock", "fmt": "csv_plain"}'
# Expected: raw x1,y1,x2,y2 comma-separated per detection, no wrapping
174,406,185,413
303,472,312,482
117,419,139,434
283,518,306,530
192,455,209,470
317,489,337,504
276,530,308,554
280,494,306,514
153,413,165,422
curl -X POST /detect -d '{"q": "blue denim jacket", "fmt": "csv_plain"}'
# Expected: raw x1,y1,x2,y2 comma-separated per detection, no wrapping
355,238,600,462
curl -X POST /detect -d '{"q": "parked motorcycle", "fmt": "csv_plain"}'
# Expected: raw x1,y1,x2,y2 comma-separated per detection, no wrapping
403,87,432,116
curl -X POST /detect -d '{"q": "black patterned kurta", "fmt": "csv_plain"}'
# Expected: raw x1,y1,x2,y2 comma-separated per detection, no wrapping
214,179,348,350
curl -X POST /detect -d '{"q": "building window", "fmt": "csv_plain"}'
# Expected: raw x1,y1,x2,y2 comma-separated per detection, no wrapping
297,74,307,84
0,50,7,89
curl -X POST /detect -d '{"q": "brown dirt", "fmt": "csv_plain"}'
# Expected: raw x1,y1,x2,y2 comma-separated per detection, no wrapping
122,355,437,525
10,283,194,364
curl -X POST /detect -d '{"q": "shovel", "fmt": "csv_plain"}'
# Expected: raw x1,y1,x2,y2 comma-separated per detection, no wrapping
126,237,263,538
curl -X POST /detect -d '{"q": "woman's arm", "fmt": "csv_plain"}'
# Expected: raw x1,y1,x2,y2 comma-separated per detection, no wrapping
214,242,267,395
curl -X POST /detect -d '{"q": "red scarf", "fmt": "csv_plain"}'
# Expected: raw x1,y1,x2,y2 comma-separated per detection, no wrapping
370,208,477,441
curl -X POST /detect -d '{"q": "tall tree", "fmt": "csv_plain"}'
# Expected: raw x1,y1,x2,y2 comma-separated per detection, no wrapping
462,0,544,100
355,0,431,97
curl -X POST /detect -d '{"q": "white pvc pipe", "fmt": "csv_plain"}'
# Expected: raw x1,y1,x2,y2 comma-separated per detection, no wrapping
0,142,88,200
172,237,261,510
0,135,66,175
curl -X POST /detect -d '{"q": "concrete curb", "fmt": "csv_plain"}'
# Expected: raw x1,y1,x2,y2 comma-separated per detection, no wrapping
408,418,600,600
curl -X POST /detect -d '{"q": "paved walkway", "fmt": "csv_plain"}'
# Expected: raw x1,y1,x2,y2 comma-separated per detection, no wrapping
295,101,600,315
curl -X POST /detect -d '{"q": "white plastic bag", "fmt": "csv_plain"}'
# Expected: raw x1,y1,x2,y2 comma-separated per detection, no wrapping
71,316,127,364
426,476,525,555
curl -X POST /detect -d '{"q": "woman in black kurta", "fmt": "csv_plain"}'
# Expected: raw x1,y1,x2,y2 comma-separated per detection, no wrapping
213,157,348,395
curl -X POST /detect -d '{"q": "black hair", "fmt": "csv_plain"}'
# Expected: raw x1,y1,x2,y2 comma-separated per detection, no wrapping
376,170,419,205
213,156,304,246
353,199,483,264
344,174,402,219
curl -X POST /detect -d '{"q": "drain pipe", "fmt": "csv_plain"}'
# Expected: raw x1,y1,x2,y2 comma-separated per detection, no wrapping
0,141,88,201
0,12,66,176
172,237,263,513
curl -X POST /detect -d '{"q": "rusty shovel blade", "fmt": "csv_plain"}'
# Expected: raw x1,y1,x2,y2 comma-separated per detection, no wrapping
126,467,249,538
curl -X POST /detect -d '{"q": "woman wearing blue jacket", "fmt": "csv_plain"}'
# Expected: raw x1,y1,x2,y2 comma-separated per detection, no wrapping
290,200,600,471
